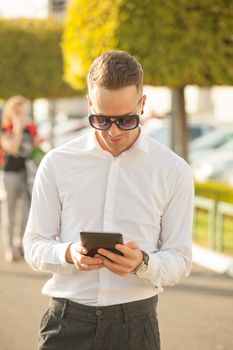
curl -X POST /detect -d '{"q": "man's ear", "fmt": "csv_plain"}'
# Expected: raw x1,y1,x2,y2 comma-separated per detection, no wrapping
142,94,147,109
141,94,147,114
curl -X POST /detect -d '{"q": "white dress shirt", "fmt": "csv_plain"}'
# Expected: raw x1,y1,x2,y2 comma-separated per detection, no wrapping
24,129,194,306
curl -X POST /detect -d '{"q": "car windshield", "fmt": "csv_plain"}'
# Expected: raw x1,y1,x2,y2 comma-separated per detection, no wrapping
145,123,213,148
219,139,233,151
148,127,169,146
190,128,233,152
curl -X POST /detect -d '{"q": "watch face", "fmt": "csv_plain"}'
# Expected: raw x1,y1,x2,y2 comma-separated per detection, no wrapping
142,251,149,265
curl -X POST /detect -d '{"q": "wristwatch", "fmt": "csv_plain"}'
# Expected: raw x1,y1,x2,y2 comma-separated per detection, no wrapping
132,250,149,276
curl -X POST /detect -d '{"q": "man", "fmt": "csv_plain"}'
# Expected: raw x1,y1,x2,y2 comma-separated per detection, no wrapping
24,51,194,350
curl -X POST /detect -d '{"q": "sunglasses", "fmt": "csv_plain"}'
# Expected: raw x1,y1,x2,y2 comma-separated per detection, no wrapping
88,114,140,131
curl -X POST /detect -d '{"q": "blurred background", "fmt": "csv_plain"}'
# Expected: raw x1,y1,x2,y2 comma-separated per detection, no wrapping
0,1,232,350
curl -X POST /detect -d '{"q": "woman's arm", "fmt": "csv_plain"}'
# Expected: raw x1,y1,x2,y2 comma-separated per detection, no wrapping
1,131,23,156
1,116,24,156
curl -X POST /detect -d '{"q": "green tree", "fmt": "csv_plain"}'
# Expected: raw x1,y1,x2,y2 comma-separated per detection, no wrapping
0,18,77,100
63,0,233,160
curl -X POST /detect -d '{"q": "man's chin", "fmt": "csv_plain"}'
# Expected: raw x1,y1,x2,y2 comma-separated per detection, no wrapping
105,144,125,156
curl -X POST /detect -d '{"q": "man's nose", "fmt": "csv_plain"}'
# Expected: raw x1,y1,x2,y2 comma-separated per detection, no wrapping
108,122,121,136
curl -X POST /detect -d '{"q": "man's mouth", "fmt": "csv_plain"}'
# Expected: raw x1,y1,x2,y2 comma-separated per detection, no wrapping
109,136,125,142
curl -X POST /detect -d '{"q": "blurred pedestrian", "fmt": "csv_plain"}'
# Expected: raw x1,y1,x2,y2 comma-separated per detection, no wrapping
24,51,194,349
1,95,40,262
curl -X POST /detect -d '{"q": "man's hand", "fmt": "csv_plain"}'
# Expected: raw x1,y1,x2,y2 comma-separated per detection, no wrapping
95,241,143,276
65,242,104,271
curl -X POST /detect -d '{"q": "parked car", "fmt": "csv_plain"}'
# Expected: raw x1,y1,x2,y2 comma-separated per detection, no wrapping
191,138,233,185
192,152,233,185
54,126,91,147
142,118,214,148
190,127,233,162
53,118,87,137
37,117,89,148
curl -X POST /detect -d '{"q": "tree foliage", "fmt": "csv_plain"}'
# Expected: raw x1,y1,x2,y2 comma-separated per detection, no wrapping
63,0,233,90
62,0,121,90
0,18,77,99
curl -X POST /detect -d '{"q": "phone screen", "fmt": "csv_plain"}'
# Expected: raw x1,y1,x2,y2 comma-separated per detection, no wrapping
80,231,124,257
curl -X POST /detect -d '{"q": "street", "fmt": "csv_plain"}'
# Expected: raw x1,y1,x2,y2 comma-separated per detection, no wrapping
0,241,233,350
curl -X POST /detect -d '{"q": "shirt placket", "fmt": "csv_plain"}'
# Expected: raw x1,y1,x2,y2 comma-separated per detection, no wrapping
103,157,120,231
97,156,121,305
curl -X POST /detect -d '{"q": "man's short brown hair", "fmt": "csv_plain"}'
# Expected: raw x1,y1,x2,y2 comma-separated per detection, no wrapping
87,51,143,94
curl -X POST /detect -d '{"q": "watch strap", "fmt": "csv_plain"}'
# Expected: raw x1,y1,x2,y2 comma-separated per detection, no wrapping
132,250,149,275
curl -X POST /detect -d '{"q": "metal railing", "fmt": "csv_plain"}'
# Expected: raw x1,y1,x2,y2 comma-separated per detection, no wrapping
216,202,233,252
193,196,233,253
193,196,216,249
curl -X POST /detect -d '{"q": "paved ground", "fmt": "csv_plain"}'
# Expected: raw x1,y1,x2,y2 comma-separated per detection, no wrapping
158,266,233,350
0,240,233,350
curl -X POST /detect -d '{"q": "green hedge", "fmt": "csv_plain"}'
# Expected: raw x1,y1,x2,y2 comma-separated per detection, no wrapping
0,18,78,99
195,181,233,204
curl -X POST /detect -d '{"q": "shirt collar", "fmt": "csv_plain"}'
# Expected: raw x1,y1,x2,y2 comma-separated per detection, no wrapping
82,129,100,152
83,128,150,155
132,129,150,155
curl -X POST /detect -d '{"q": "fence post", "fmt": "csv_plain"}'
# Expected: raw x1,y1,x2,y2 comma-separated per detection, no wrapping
216,202,233,252
194,196,216,249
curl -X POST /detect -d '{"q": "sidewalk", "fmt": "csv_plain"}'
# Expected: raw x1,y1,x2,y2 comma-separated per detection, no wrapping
0,240,233,349
0,253,49,350
192,243,233,278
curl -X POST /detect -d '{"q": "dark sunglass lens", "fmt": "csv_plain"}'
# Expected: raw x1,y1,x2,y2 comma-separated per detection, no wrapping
117,116,138,130
91,116,111,130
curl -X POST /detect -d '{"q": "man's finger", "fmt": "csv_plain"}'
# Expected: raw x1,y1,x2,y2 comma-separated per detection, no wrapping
115,244,135,257
97,248,126,263
100,257,129,275
124,241,140,249
80,263,104,270
72,243,87,255
74,255,103,265
75,263,104,271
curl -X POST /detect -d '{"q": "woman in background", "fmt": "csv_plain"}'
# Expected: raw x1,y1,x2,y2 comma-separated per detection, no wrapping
1,95,40,262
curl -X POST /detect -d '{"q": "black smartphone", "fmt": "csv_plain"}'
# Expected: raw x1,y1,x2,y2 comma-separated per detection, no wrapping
80,231,124,257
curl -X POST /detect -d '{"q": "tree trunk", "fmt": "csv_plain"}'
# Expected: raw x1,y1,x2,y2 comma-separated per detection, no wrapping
48,99,56,148
29,100,35,121
171,87,189,162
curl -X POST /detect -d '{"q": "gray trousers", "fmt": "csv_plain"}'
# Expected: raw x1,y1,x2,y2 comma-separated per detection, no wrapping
39,296,160,350
1,170,30,251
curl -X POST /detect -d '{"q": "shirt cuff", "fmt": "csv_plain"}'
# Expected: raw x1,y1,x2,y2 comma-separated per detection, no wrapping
57,241,75,273
136,253,160,286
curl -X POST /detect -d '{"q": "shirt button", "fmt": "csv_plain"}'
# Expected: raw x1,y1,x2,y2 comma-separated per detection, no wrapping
96,309,102,316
